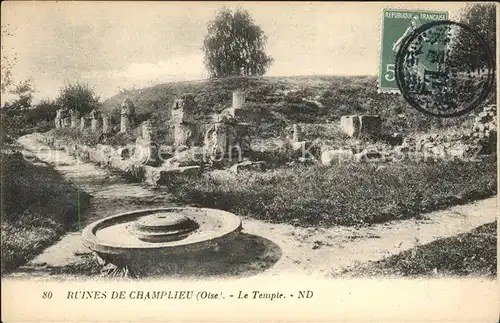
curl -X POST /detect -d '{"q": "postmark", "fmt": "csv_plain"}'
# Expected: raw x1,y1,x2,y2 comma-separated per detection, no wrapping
395,20,495,117
379,9,448,93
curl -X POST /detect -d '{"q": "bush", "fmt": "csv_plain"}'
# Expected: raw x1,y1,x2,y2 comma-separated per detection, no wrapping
0,99,59,139
56,82,100,115
169,158,497,227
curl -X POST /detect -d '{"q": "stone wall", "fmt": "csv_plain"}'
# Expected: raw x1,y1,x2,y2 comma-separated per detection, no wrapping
34,132,200,187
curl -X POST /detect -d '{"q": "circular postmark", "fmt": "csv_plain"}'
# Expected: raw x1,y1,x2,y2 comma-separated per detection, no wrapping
395,20,495,118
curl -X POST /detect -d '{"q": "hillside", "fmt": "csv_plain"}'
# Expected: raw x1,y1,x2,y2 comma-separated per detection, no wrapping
100,75,482,140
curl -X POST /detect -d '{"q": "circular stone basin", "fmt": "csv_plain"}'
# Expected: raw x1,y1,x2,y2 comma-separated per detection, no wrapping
81,207,242,266
127,212,199,242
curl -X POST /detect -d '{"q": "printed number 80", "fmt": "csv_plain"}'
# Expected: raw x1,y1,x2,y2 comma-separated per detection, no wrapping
42,292,53,299
385,64,395,81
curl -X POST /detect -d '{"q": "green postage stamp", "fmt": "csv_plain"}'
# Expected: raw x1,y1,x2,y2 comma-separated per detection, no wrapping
379,8,448,93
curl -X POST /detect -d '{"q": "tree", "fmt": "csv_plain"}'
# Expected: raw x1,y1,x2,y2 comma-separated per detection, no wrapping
1,24,16,94
450,4,496,72
56,82,100,115
1,24,35,108
8,79,34,111
203,8,273,78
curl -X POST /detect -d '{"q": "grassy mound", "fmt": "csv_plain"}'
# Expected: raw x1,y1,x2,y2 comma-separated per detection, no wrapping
1,148,90,274
339,221,497,277
168,157,497,227
100,75,485,143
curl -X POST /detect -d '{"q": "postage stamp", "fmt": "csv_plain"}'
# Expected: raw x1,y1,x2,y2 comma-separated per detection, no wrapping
378,8,449,93
395,20,495,117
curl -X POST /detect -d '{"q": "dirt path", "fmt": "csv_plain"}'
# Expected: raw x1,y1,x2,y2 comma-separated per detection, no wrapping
7,134,497,280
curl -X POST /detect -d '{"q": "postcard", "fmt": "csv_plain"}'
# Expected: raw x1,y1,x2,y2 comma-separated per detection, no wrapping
1,1,498,321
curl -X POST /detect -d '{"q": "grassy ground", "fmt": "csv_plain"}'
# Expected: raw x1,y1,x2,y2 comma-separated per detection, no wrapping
338,221,497,277
168,157,497,227
1,147,90,274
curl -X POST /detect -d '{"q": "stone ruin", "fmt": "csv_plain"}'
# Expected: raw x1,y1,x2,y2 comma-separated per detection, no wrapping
120,98,136,133
472,104,497,154
287,124,304,142
51,92,498,184
54,109,62,128
203,90,252,164
70,109,80,128
171,93,201,148
80,116,87,131
131,120,158,166
50,88,497,179
52,97,131,134
90,109,101,131
340,115,382,138
102,115,111,134
319,105,499,166
55,108,71,129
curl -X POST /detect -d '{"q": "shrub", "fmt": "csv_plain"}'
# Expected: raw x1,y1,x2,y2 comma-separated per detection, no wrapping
0,99,59,139
56,82,100,115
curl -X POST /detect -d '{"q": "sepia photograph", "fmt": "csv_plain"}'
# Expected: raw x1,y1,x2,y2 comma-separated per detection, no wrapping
1,1,498,321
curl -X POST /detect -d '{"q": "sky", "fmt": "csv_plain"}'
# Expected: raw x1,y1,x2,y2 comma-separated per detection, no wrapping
1,1,467,104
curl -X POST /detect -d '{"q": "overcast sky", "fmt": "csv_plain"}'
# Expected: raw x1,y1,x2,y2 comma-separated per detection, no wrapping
1,1,466,103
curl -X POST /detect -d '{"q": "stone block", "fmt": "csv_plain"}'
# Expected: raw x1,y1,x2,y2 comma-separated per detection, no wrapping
203,123,239,159
117,147,132,160
157,166,201,185
340,116,360,137
354,148,382,162
320,149,354,166
165,148,205,167
229,161,266,174
359,115,382,137
340,115,381,138
132,138,158,166
171,107,197,124
80,117,87,131
120,115,134,133
218,108,262,123
232,90,245,110
287,124,304,142
394,145,410,154
141,120,153,141
61,117,71,128
171,94,197,124
289,140,311,152
102,115,111,134
91,118,100,131
121,98,136,116
174,123,200,147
